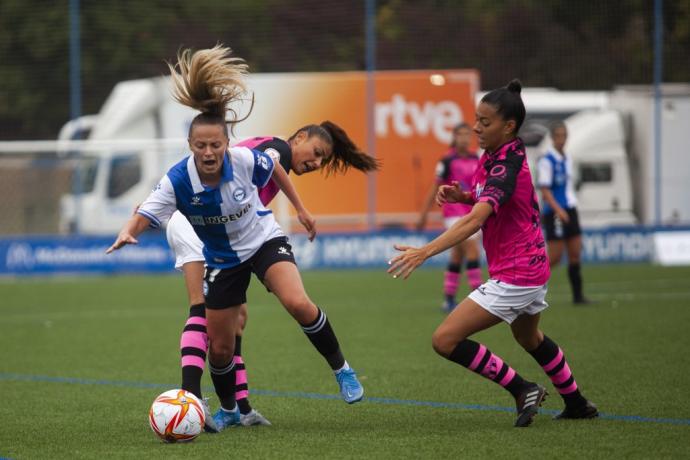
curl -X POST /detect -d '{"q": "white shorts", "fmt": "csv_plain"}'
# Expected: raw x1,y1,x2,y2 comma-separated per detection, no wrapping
444,216,481,240
166,211,204,270
468,279,548,324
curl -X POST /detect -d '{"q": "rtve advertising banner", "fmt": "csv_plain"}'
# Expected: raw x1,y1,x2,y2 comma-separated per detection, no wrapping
238,70,480,227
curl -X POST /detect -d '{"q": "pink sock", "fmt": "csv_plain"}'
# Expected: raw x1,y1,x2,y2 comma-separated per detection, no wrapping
180,304,208,397
234,356,249,401
466,267,483,290
444,270,460,297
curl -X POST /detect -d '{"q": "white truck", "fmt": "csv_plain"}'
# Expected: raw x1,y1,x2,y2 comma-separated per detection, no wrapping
523,84,690,227
58,77,690,234
57,69,481,234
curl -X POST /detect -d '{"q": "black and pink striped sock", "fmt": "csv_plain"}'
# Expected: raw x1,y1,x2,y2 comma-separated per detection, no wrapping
466,260,483,290
179,304,207,398
529,335,587,407
232,336,253,415
443,263,461,299
448,339,529,398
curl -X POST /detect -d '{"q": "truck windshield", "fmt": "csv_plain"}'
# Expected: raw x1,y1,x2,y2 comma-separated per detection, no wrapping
108,153,141,198
521,112,576,146
71,155,99,194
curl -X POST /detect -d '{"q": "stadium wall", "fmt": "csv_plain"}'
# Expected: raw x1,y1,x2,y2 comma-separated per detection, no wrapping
1,226,689,276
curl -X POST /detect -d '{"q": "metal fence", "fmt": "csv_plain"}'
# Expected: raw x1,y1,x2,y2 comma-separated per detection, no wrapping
0,0,687,235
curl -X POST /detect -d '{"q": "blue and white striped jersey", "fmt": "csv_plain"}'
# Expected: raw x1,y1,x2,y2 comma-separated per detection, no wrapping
138,146,284,268
537,149,577,213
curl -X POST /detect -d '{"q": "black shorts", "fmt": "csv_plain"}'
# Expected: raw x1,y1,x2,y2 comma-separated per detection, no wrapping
542,208,582,241
204,237,296,309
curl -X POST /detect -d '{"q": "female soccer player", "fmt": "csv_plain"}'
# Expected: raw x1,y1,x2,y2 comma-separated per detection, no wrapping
171,122,378,428
107,45,366,432
417,123,483,312
388,79,598,427
537,121,590,304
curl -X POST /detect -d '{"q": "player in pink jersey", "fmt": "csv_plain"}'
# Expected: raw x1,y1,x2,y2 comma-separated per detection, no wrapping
170,121,379,428
389,79,597,427
418,123,483,313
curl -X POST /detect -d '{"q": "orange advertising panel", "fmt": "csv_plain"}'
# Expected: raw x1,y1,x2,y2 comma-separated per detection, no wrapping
238,70,479,229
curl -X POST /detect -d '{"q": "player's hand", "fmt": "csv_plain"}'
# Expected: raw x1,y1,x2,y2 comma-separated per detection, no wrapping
437,181,463,205
106,232,139,254
387,244,429,279
298,209,317,242
556,208,570,223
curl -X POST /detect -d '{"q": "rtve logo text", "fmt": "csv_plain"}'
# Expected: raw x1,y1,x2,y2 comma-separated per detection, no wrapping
375,94,463,145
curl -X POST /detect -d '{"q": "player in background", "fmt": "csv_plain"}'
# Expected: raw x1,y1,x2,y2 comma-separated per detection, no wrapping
171,123,378,428
417,123,483,313
107,45,367,432
388,79,598,427
537,121,590,304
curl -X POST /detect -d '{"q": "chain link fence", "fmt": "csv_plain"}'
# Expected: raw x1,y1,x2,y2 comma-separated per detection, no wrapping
0,1,688,235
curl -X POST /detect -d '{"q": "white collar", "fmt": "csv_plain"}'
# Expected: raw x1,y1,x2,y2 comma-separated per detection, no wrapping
187,155,206,194
548,149,566,161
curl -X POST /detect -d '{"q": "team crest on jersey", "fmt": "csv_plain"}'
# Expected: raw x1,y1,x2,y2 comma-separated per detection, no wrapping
191,195,202,206
475,183,484,199
258,156,269,170
233,188,246,202
264,148,281,162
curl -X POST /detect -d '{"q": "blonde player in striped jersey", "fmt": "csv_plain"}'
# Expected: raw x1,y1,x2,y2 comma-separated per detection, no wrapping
171,123,378,429
108,45,378,431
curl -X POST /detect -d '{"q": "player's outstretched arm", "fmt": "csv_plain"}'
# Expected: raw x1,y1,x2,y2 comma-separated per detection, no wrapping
271,161,317,241
106,214,152,254
388,202,491,279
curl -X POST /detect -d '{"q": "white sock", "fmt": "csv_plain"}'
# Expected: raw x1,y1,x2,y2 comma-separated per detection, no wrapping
334,361,351,374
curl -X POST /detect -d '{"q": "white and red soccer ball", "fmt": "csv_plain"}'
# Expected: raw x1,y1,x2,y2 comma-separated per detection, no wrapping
148,389,205,443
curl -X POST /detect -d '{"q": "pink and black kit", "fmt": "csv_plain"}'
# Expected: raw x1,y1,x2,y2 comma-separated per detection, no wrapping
435,150,483,297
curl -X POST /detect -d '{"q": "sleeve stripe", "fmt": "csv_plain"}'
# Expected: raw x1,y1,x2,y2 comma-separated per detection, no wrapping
477,195,499,213
137,209,161,228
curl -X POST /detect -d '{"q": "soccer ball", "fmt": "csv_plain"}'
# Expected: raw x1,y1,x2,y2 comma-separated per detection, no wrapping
148,389,205,443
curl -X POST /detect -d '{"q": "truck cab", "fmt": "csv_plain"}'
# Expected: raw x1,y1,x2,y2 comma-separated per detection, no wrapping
536,109,637,226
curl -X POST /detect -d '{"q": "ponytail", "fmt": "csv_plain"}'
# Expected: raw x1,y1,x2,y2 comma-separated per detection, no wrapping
167,44,253,137
288,121,380,176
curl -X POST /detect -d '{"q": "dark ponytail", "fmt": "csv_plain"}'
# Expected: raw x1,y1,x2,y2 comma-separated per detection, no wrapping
506,79,522,94
289,121,380,176
480,78,526,134
319,121,380,176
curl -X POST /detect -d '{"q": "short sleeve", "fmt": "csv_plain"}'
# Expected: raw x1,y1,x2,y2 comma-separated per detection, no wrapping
536,155,553,188
137,175,177,228
476,154,524,213
250,148,275,188
435,158,449,183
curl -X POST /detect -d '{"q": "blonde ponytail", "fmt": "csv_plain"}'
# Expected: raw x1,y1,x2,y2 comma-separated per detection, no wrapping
167,44,252,133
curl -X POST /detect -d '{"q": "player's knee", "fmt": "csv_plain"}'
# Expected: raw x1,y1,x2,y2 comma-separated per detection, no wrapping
208,341,234,364
431,329,458,357
238,309,248,330
282,295,315,323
